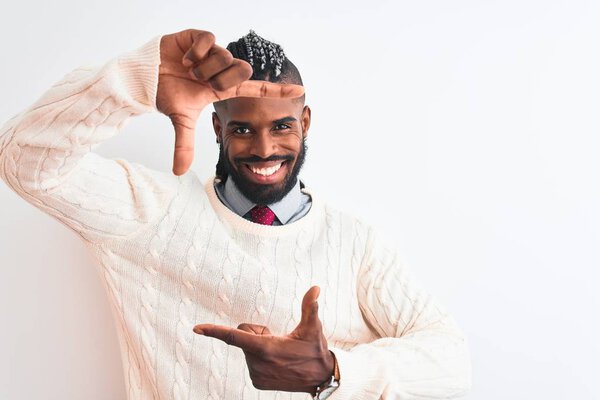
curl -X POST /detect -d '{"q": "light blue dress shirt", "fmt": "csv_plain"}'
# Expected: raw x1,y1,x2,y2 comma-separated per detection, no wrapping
214,176,312,225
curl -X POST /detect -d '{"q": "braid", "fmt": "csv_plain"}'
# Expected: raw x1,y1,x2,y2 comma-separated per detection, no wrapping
242,30,285,76
226,29,303,85
226,39,249,64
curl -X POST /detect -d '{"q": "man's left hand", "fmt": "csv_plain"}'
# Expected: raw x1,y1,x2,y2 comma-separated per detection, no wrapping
192,285,334,394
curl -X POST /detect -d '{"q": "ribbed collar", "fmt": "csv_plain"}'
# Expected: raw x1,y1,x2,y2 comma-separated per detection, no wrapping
206,175,321,238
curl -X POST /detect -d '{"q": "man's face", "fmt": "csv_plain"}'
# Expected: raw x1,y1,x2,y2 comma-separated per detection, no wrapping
212,96,311,205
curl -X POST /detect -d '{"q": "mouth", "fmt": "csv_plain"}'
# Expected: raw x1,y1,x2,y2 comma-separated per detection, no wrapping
242,160,290,184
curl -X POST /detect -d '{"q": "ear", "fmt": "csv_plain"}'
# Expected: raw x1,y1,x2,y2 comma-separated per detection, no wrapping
212,112,222,144
301,105,311,139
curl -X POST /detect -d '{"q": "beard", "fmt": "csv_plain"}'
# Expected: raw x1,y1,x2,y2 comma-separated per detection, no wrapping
215,138,308,206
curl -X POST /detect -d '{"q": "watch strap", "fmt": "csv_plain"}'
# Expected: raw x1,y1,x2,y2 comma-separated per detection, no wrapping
313,350,340,400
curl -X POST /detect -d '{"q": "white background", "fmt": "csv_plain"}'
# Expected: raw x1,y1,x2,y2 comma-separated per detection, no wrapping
1,0,599,398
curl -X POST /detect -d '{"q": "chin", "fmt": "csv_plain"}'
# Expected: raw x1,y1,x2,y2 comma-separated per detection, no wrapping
232,167,296,205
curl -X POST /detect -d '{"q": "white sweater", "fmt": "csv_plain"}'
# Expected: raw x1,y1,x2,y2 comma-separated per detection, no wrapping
0,35,472,400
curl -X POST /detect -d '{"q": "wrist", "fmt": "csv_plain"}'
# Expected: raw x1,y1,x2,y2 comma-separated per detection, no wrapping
325,350,336,378
313,350,340,399
315,350,335,384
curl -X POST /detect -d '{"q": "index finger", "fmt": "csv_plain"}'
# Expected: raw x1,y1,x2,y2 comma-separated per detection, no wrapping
181,30,216,66
194,324,266,354
213,80,305,102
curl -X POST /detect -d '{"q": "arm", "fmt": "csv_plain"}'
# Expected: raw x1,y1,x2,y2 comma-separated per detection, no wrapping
0,36,179,243
0,29,305,243
328,228,472,399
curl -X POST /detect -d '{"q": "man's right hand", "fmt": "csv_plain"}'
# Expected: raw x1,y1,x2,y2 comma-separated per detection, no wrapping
156,29,304,176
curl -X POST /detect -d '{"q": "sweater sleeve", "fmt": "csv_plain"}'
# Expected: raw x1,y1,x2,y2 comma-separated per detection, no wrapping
328,227,473,399
0,35,180,243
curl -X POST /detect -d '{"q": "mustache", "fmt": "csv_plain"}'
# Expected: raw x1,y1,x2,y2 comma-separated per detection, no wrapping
234,154,294,164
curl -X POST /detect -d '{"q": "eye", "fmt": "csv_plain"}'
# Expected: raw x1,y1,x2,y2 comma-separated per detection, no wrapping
274,123,291,131
233,127,251,135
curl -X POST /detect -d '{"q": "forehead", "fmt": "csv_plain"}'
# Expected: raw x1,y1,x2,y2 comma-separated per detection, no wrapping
219,97,302,121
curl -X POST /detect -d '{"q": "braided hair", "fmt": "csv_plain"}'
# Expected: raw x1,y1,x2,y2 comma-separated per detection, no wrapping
225,29,304,85
213,30,305,114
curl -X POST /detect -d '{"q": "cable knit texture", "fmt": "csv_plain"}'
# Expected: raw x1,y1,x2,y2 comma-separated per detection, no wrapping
0,35,472,399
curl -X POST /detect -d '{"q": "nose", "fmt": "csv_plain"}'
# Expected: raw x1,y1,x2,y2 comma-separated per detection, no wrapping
250,130,278,160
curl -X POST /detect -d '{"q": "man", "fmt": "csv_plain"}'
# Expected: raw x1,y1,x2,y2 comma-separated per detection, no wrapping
0,28,472,399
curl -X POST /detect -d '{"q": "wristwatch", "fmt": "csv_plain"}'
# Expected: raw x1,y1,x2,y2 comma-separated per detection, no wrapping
313,350,340,400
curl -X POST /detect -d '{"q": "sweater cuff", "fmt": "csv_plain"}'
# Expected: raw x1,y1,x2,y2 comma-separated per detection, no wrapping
116,34,163,111
327,345,388,400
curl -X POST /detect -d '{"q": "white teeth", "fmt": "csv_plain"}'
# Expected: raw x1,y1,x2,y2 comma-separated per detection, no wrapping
249,162,283,176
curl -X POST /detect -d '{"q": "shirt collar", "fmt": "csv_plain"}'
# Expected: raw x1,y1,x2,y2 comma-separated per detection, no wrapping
223,176,303,224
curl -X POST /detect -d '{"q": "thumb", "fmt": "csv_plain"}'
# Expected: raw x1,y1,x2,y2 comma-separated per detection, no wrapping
295,286,322,339
169,113,197,176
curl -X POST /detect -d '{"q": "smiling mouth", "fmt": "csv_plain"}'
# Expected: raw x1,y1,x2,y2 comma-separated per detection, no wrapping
242,160,289,183
246,161,284,175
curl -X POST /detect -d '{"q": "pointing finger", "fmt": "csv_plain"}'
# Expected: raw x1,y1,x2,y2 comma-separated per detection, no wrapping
205,58,253,92
189,44,235,82
193,324,267,354
211,78,305,102
182,30,216,66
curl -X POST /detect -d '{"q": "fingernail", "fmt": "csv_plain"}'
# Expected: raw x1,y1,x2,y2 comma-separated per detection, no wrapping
182,57,193,67
193,327,204,335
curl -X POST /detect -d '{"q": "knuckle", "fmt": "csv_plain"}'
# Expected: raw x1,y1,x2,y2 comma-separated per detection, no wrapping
191,31,215,58
174,144,194,152
256,348,269,360
257,342,274,361
309,338,327,354
191,66,206,81
213,53,234,73
259,325,270,335
170,114,194,130
225,331,236,346
311,342,324,356
200,30,216,44
191,45,204,60
216,48,234,65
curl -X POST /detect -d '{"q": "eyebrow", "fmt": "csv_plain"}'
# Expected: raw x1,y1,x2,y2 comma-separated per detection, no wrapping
227,116,297,128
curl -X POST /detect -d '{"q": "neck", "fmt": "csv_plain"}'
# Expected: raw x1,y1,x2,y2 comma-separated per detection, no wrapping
205,175,321,237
